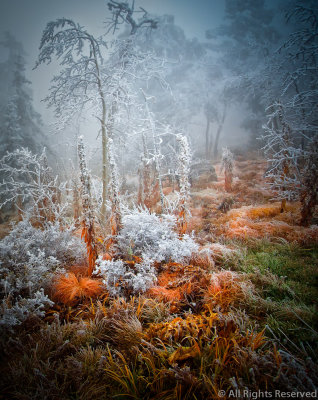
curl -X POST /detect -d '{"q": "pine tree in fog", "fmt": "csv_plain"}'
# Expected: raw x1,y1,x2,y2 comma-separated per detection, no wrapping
0,33,45,157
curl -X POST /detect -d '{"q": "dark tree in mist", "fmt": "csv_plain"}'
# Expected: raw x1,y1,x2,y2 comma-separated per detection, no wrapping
206,0,280,147
0,33,44,157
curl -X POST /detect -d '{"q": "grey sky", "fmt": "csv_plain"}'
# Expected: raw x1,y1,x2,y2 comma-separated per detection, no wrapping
0,0,224,121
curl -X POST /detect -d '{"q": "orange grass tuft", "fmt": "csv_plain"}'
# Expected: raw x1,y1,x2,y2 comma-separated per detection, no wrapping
147,286,184,302
53,272,103,305
189,251,215,270
204,270,252,311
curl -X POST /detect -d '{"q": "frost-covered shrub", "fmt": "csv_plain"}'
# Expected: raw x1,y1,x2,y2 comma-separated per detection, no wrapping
97,208,198,296
0,289,53,330
0,219,85,329
94,256,156,296
117,208,198,263
0,147,67,224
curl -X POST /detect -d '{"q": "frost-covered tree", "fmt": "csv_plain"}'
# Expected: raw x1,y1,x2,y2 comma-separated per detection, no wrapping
221,147,234,192
35,19,110,220
275,1,318,140
262,2,318,225
77,136,98,275
263,103,317,225
0,148,65,224
176,134,191,234
35,6,161,221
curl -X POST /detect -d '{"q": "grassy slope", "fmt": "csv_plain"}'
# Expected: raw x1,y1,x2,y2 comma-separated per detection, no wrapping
1,157,318,399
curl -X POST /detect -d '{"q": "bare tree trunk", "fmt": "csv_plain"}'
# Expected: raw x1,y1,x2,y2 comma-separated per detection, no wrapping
142,90,165,212
205,117,210,159
213,103,227,159
101,120,107,221
72,176,80,224
84,38,108,224
140,130,152,208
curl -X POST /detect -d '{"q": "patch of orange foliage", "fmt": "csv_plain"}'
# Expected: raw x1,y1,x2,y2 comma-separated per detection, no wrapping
214,202,318,244
147,262,224,315
68,263,89,277
81,225,98,276
53,272,103,305
189,251,215,270
145,313,219,344
147,286,184,303
205,270,251,311
228,204,281,221
147,263,211,309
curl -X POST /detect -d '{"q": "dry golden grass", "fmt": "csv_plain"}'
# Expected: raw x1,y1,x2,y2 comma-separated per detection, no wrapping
189,249,215,270
204,270,253,311
212,202,318,244
148,263,212,304
145,313,219,344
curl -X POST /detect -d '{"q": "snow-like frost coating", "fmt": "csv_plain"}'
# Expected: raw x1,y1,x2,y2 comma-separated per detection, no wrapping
0,219,85,329
117,208,198,263
94,256,156,296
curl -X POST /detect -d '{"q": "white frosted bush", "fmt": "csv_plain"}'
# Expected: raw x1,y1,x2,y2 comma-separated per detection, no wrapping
0,289,53,330
94,256,156,296
95,208,198,297
117,208,198,263
0,219,86,329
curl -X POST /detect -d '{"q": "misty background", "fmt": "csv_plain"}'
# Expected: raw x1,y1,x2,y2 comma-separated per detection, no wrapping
0,0,307,178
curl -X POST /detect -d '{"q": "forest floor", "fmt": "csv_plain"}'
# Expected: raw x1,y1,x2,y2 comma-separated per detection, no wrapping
1,155,318,399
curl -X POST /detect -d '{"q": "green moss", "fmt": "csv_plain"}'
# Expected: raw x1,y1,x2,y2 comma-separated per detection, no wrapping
239,241,318,305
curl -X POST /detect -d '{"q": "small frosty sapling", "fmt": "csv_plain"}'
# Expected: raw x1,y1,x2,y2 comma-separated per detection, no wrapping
107,138,122,242
176,134,191,234
221,147,234,192
138,129,152,208
77,136,98,275
142,90,166,212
